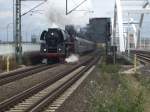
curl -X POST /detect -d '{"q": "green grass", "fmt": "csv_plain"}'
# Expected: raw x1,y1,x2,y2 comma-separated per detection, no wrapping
89,64,144,112
99,64,120,74
134,73,150,90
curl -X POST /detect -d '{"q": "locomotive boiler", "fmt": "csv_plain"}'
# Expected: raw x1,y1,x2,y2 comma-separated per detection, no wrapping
40,28,95,63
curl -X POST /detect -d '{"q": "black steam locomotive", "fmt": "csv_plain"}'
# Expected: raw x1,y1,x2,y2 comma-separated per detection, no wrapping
40,28,95,63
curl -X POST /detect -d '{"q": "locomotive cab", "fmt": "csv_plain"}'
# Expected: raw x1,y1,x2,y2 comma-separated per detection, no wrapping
40,28,69,63
41,29,66,54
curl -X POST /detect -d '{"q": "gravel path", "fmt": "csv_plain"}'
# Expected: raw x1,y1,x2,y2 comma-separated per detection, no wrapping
55,64,100,112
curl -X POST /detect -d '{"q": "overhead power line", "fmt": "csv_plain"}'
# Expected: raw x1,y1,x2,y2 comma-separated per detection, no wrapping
66,0,88,15
13,0,47,64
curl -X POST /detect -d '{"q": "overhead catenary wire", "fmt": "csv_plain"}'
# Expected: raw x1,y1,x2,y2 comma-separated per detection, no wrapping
21,0,47,16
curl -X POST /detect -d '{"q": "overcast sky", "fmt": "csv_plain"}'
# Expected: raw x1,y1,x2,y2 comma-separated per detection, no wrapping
0,0,115,41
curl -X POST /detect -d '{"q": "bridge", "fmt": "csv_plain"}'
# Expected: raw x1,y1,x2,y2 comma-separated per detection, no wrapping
113,0,150,53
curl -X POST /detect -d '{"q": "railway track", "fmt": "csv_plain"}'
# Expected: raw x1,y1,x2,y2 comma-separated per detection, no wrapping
0,64,45,78
123,51,150,64
129,50,150,64
0,54,99,112
0,64,59,86
136,53,150,64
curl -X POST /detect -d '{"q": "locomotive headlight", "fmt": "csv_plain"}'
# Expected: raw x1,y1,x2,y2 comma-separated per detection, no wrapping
58,48,62,51
51,32,54,36
44,49,47,52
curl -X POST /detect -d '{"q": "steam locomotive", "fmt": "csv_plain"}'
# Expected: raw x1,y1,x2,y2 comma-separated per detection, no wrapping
40,28,95,63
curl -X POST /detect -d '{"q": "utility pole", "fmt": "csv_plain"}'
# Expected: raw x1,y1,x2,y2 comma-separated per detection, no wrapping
127,13,130,59
66,0,68,15
6,23,13,42
13,0,16,43
15,0,22,64
13,0,46,64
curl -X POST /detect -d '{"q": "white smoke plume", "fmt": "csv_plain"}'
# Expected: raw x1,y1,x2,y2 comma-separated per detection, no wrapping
65,54,79,63
44,0,93,28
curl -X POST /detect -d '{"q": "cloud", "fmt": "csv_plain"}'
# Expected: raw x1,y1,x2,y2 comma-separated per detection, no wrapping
44,0,92,28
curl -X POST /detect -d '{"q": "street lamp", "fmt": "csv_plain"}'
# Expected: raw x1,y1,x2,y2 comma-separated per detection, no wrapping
6,23,13,42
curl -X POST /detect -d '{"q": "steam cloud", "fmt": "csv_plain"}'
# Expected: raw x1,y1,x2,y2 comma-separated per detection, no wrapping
65,54,79,63
44,0,92,28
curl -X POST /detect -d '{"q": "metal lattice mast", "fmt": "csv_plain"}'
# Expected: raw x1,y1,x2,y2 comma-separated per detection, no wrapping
13,0,47,64
15,0,22,64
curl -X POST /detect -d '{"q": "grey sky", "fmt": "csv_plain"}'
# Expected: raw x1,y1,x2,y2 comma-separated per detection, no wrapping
0,0,115,41
92,0,115,17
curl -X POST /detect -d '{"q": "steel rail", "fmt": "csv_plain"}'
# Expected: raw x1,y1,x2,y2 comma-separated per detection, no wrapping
136,54,150,62
0,64,59,86
0,65,45,79
0,56,95,111
136,53,150,59
29,56,99,112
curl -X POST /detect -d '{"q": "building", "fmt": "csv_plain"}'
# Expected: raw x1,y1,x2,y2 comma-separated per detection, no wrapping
88,18,111,43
